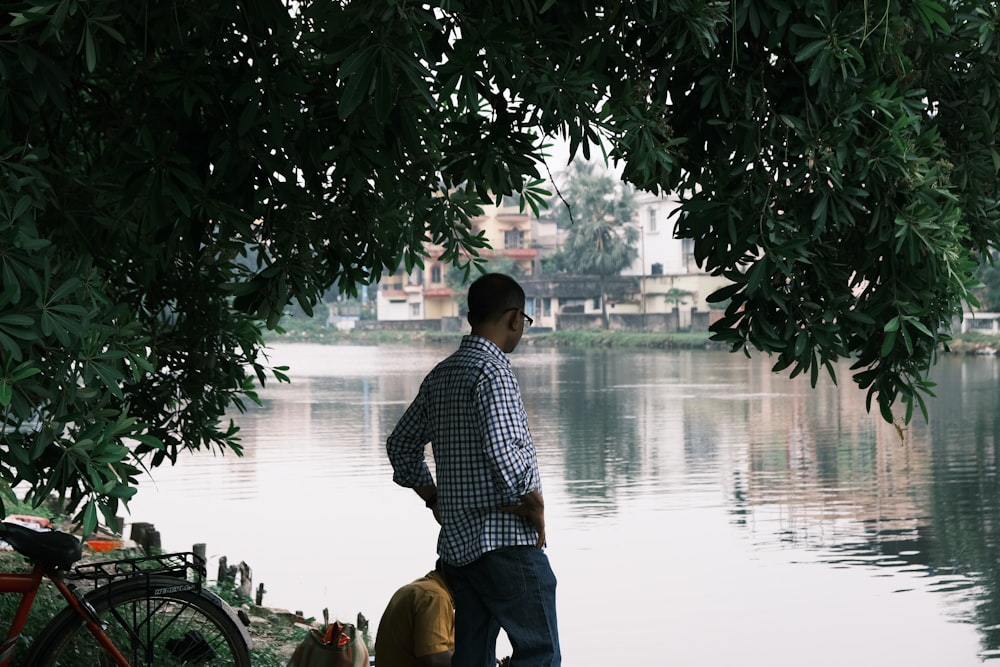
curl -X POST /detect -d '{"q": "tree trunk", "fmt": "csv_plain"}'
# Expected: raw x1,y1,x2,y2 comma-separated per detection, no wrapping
600,275,609,329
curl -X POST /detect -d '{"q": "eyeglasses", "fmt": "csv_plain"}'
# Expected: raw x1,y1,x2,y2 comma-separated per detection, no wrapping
503,308,533,329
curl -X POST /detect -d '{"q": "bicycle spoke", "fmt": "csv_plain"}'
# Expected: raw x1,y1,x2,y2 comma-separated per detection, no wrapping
103,598,237,665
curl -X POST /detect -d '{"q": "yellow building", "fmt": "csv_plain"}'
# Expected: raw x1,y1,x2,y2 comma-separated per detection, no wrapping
376,200,537,322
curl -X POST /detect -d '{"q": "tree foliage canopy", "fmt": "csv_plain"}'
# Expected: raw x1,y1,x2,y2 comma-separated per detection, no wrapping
666,1,1000,426
1,0,998,528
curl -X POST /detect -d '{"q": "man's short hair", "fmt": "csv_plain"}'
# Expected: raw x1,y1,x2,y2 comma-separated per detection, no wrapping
467,273,525,325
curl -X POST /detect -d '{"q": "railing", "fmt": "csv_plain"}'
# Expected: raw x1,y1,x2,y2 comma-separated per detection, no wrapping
961,313,1000,334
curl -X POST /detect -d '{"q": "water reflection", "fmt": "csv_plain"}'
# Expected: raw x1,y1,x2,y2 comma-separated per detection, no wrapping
128,344,1000,665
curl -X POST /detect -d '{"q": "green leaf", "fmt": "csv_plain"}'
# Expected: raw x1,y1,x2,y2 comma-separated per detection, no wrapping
879,399,895,424
795,39,828,63
338,46,377,118
93,18,126,45
81,501,98,537
880,331,897,358
790,22,826,39
12,195,33,221
913,0,950,35
84,28,96,72
52,0,70,28
10,362,41,382
10,10,53,28
374,55,394,124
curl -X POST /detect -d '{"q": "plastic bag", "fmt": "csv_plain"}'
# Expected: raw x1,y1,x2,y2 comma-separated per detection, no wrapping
287,621,369,667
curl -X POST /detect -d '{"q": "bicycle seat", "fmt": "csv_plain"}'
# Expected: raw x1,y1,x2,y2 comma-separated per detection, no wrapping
1,521,82,569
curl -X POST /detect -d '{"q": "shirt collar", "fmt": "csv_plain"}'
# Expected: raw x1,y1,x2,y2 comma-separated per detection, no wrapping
460,335,510,365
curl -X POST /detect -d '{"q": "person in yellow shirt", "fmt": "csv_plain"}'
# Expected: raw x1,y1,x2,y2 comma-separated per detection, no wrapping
375,563,454,667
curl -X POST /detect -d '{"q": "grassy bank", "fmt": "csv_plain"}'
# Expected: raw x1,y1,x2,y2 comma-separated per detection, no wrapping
529,329,716,349
268,323,719,350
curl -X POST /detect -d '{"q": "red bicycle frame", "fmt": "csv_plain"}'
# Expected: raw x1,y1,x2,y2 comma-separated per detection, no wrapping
0,563,131,667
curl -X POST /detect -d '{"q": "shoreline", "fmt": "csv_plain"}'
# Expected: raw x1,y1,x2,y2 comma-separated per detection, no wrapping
266,325,1000,355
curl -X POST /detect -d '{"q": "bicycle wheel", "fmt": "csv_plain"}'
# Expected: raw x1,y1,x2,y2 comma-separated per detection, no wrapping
23,574,252,666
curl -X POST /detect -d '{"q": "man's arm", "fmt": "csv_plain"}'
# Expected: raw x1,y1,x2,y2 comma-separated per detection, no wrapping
387,392,435,489
475,372,541,500
500,489,545,548
414,485,441,525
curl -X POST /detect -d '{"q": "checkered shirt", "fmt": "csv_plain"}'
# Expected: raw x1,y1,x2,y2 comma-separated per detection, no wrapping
387,335,542,566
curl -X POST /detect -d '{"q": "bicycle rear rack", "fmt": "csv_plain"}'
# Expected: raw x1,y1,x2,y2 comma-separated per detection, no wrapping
68,552,206,590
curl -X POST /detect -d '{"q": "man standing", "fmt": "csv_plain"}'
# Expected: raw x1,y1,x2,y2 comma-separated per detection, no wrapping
387,273,560,667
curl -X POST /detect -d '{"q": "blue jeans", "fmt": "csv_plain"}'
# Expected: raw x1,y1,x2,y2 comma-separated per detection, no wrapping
442,547,560,667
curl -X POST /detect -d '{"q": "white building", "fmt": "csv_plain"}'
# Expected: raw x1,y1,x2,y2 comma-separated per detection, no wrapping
623,189,698,276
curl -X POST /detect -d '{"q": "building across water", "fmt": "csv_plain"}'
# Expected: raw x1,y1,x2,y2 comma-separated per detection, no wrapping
372,197,730,333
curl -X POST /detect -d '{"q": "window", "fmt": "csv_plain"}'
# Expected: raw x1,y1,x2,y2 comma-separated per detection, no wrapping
647,207,657,233
431,265,442,284
682,238,696,272
410,303,421,318
504,229,525,249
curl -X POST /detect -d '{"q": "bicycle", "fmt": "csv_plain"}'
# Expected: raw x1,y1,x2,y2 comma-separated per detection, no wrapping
0,520,252,666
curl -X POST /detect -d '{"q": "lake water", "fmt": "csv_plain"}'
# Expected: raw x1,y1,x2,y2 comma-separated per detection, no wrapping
128,342,1000,666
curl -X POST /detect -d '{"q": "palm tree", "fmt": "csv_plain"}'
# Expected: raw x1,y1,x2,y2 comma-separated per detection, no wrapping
663,287,694,310
547,160,637,327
